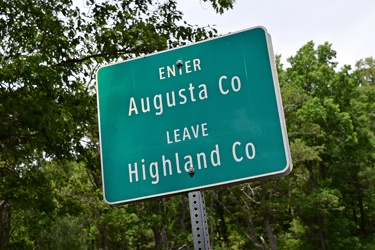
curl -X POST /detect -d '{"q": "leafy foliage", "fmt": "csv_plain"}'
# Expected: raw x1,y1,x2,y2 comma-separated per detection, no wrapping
202,0,236,14
1,0,374,249
0,0,217,249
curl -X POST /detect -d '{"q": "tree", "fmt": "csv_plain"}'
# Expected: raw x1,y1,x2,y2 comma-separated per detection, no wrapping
0,0,222,248
2,0,375,248
356,57,375,85
279,42,375,249
204,42,374,250
202,0,236,14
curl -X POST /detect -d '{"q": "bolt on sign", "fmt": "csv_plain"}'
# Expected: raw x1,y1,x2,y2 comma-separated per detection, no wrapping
96,26,292,204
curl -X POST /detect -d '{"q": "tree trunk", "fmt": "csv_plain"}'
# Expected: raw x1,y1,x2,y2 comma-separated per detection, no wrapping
307,161,317,188
356,185,367,234
97,209,108,250
215,190,229,247
244,213,262,249
180,195,190,250
289,189,299,237
98,223,108,250
263,213,277,250
317,215,327,250
152,226,162,250
0,201,11,250
152,200,162,250
260,181,277,250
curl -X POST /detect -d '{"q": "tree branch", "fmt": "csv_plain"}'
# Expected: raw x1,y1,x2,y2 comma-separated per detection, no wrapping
52,49,132,67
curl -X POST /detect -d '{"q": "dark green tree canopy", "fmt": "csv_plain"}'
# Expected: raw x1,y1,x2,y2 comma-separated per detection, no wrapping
0,0,218,167
1,1,221,248
1,1,375,249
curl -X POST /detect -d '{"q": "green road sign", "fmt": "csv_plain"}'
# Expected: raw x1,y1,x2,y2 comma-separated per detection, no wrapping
96,26,292,204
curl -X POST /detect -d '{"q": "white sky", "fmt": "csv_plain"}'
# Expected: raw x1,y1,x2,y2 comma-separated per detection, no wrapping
177,0,375,68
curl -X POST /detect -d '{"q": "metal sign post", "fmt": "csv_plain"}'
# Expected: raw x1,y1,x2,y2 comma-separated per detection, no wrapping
189,190,211,250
